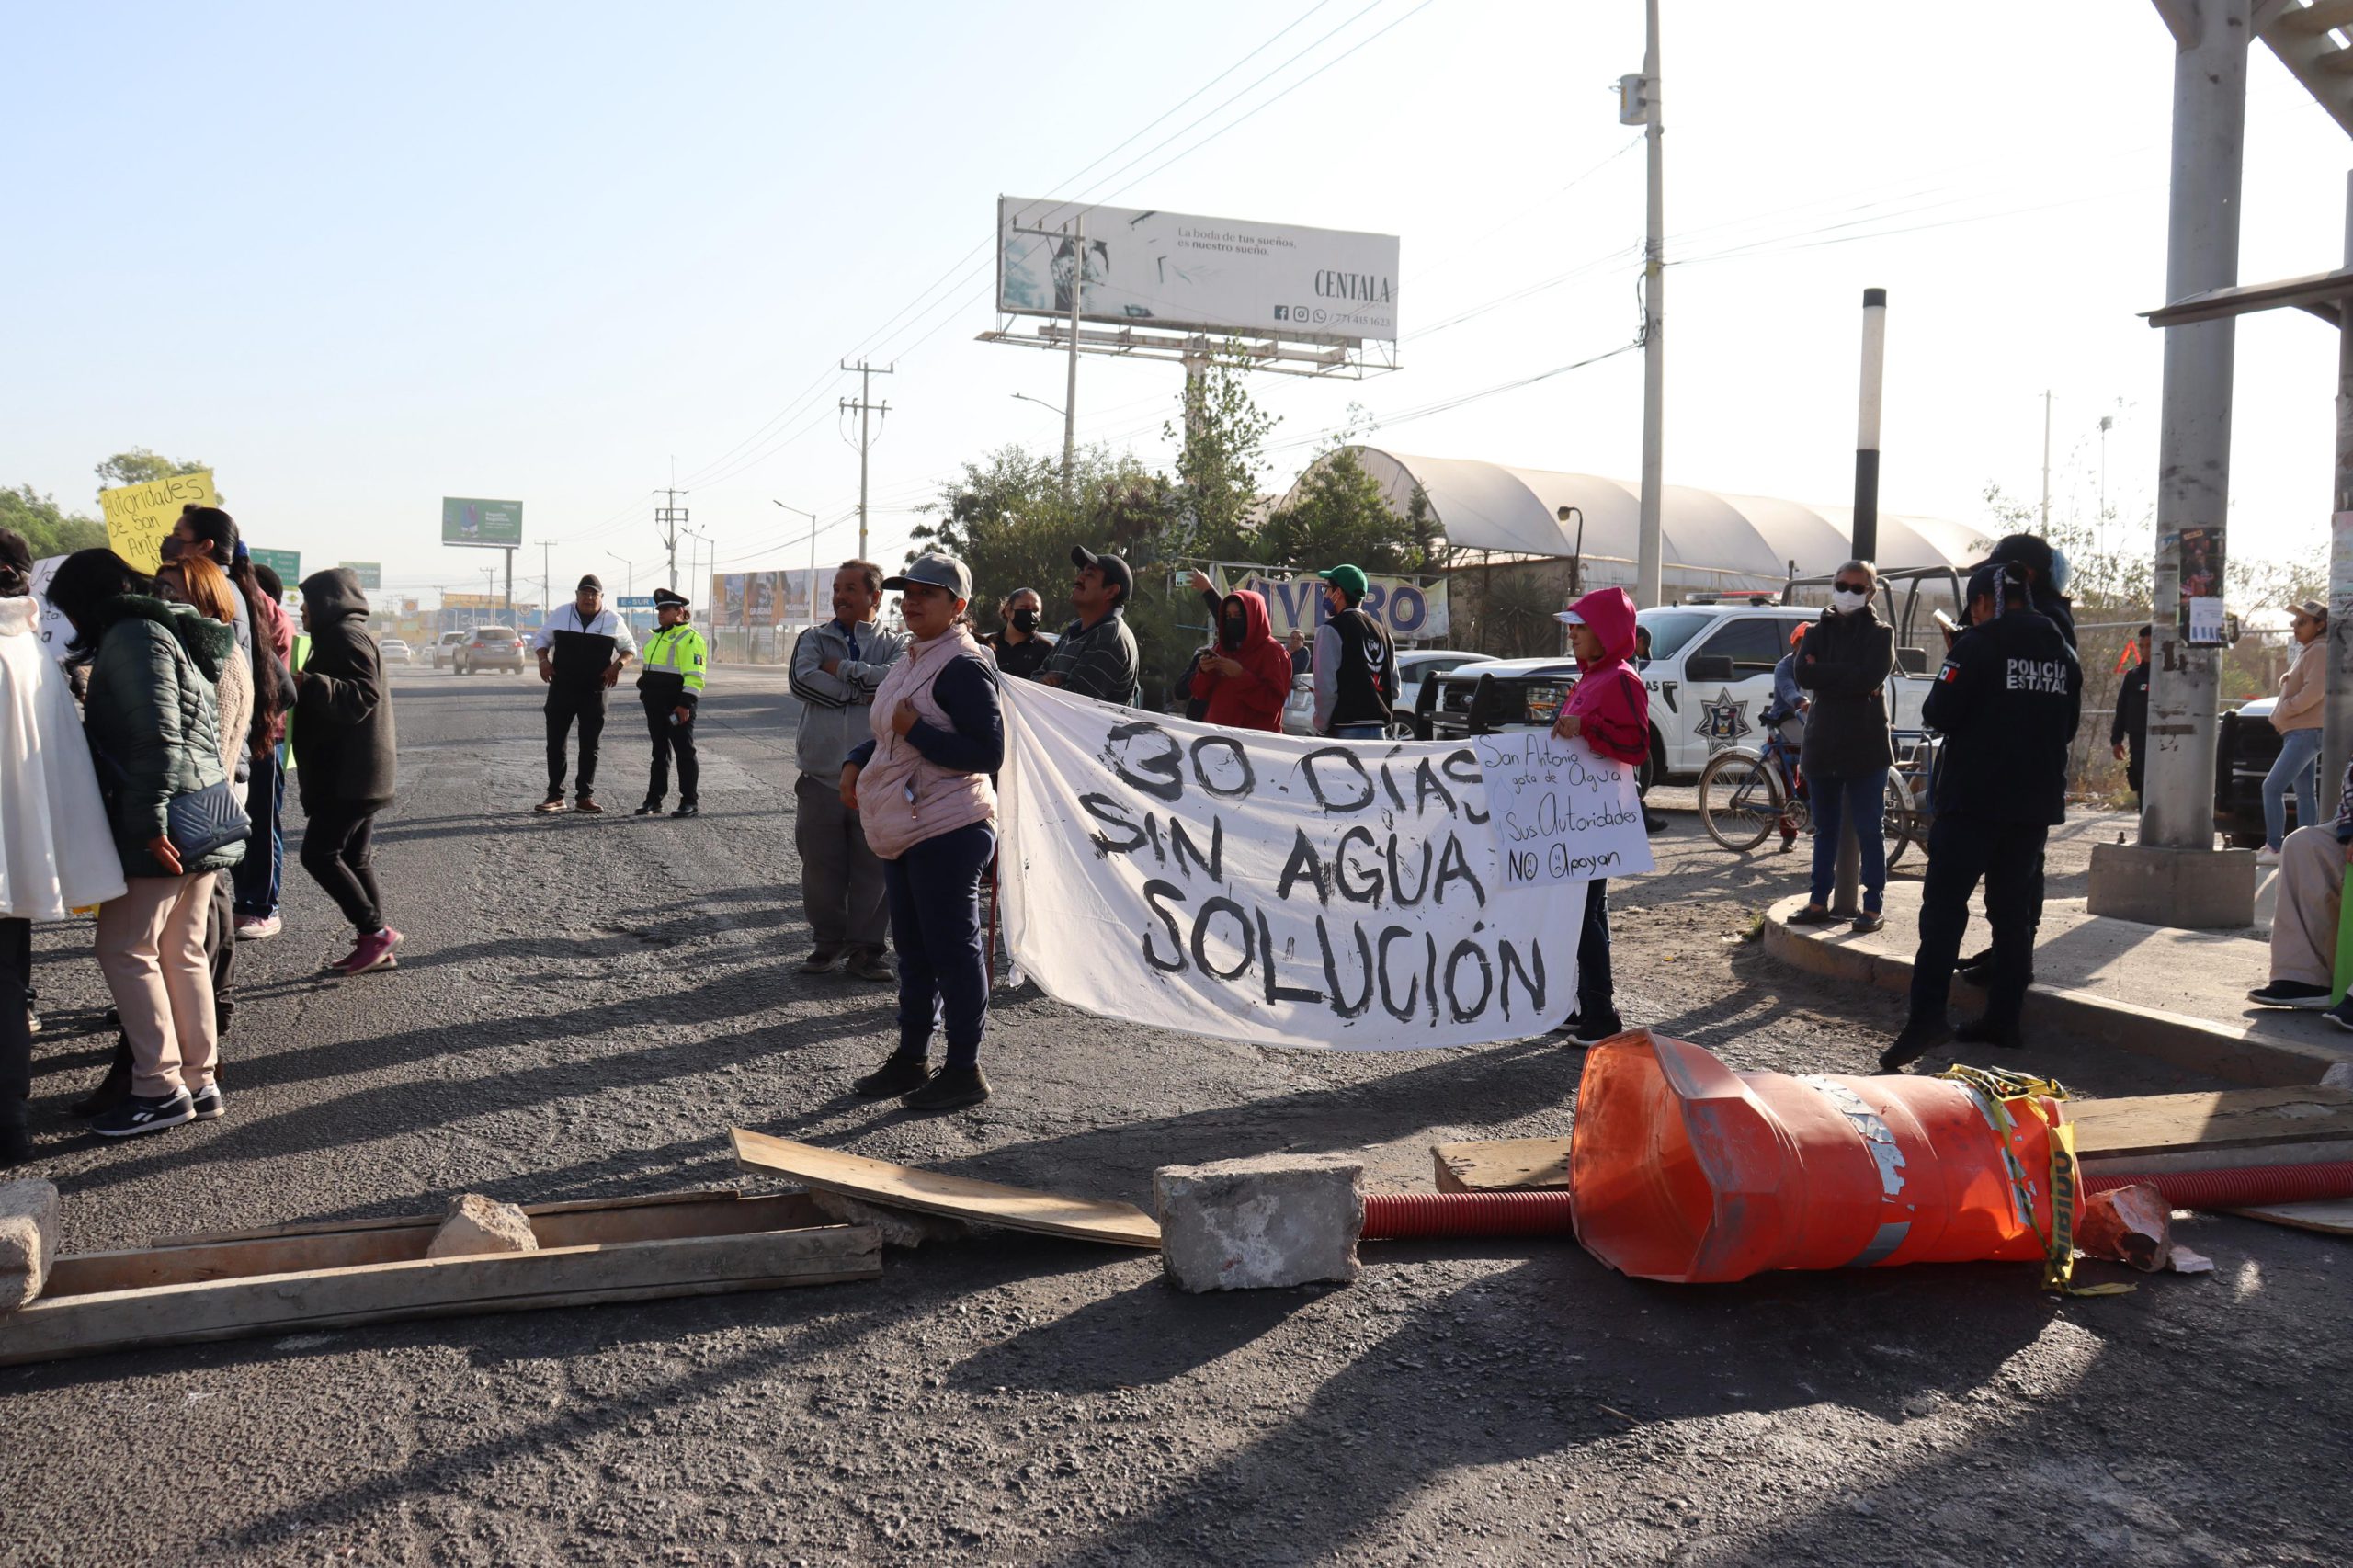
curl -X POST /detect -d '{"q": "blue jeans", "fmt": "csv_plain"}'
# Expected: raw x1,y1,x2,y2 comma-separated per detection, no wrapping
2265,727,2322,850
1329,722,1384,740
231,746,285,917
882,821,996,1070
1809,768,1889,914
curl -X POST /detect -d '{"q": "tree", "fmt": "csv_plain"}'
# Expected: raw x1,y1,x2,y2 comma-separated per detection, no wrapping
1165,356,1276,562
1260,445,1426,575
0,484,107,557
94,448,214,497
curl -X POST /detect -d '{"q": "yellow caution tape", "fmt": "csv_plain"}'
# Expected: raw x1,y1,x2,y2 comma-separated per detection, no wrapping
1935,1063,2134,1299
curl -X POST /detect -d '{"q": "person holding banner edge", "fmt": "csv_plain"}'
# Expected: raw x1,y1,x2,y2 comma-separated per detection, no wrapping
1552,587,1650,1046
839,552,1004,1113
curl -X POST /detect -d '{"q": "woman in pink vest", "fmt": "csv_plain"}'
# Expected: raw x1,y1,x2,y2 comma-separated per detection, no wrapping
839,552,1003,1112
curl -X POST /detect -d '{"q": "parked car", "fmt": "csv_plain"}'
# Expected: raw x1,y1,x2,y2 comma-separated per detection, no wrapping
2215,696,2296,848
455,626,526,675
429,631,469,669
380,637,414,665
1279,648,1495,737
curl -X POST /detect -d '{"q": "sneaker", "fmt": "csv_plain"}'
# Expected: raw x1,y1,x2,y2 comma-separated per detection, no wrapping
1570,1011,1625,1046
2326,997,2353,1033
533,793,567,814
92,1088,195,1138
2249,979,2333,1009
1953,1015,2024,1050
234,912,283,940
852,1053,931,1098
846,951,895,983
335,927,404,975
798,949,843,975
574,796,605,815
671,801,699,818
189,1084,226,1120
633,800,665,816
1779,834,1797,853
2256,846,2282,867
900,1066,991,1113
1952,947,1993,974
1880,1018,1951,1072
1787,905,1840,927
1850,911,1886,935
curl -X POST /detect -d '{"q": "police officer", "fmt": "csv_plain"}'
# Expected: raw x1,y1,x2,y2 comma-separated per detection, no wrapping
633,587,708,818
1882,561,2081,1069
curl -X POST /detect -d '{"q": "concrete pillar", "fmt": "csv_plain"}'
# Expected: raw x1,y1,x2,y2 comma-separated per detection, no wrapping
2323,171,2353,822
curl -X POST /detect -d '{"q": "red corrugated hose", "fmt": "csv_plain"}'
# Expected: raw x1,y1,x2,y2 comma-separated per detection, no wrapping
2086,1162,2353,1210
1359,1190,1577,1241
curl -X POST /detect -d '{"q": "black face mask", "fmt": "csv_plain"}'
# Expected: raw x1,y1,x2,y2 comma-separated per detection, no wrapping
1010,608,1040,633
1222,616,1245,650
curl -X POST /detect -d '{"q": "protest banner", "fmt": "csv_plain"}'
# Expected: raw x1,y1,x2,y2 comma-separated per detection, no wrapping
28,557,73,664
998,680,1613,1051
1472,728,1654,887
99,470,217,573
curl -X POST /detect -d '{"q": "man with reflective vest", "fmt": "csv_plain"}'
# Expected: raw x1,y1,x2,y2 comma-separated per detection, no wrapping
634,586,708,818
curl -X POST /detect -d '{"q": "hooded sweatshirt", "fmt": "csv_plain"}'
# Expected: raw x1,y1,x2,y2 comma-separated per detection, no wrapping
1188,589,1293,733
1560,586,1650,767
294,568,397,812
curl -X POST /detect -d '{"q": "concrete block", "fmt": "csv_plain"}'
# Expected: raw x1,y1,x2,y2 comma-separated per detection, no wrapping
2323,1062,2353,1090
426,1193,540,1259
0,1178,61,1310
2086,843,2256,930
808,1189,973,1248
1153,1154,1363,1293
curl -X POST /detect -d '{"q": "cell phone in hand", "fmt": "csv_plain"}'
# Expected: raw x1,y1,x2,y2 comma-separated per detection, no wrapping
1932,608,1961,637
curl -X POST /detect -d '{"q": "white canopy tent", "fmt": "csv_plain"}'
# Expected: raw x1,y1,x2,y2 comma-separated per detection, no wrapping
1281,446,1997,597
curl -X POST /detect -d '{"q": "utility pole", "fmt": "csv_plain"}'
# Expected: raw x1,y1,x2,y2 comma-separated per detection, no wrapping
654,487,689,592
1012,216,1087,498
840,360,894,561
2040,389,2053,530
1623,0,1665,608
2325,170,2353,824
539,540,554,620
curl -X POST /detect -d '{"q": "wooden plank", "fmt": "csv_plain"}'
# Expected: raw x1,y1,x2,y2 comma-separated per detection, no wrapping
2067,1086,2353,1161
731,1129,1160,1248
1431,1137,1572,1194
152,1187,736,1249
0,1225,879,1367
2226,1199,2353,1236
51,1194,828,1299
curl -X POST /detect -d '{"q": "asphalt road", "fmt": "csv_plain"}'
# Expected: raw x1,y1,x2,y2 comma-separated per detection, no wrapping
4,665,2347,1566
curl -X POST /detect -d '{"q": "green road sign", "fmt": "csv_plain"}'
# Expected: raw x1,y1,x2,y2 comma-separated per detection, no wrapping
442,496,523,549
338,561,382,590
249,548,300,582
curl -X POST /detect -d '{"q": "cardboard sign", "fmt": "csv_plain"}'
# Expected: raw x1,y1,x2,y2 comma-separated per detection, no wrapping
1474,729,1655,887
99,470,217,573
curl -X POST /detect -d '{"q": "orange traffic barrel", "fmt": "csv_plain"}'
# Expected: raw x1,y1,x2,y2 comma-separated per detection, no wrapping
1570,1030,2063,1283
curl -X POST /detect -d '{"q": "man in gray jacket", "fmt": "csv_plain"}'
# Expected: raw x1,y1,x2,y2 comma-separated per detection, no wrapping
789,560,907,980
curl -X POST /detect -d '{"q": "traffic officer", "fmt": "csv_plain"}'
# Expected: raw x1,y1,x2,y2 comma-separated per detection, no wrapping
633,587,708,818
1882,561,2081,1069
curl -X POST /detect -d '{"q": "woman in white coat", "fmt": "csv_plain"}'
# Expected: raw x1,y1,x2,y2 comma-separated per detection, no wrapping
0,528,128,1165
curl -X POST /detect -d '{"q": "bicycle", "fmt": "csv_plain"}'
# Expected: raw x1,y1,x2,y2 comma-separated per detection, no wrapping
1699,731,1922,868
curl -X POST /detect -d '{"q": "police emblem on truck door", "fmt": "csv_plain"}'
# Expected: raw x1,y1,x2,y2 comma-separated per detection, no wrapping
1697,688,1753,750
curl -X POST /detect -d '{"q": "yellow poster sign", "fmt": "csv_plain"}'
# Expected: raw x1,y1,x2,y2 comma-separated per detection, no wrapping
100,471,219,573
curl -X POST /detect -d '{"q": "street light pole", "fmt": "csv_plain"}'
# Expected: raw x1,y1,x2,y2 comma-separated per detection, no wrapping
1625,0,1665,608
773,501,821,629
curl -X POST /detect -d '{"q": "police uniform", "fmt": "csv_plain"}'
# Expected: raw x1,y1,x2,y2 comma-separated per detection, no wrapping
1888,581,2081,1064
635,587,708,817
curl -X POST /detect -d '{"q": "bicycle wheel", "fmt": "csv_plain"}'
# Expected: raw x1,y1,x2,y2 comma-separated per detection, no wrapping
1698,750,1785,852
1881,771,1913,870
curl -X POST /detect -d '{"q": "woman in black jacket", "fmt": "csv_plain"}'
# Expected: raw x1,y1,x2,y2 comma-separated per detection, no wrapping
1787,561,1897,934
294,569,401,975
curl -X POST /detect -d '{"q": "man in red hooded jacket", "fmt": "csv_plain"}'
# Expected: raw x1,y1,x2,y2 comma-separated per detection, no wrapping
1187,588,1293,733
1550,586,1650,1045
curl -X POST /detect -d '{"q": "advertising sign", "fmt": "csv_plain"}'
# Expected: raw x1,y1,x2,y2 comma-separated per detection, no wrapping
442,591,506,609
442,497,523,549
713,570,828,627
997,198,1400,344
100,470,218,573
248,547,301,582
339,562,382,590
1210,565,1449,642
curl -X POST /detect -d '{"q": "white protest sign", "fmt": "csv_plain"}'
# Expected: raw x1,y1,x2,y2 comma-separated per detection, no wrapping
1473,728,1654,887
997,680,1621,1051
28,556,74,664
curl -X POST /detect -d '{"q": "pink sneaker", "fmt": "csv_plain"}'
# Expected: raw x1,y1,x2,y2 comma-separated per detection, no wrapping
333,927,404,975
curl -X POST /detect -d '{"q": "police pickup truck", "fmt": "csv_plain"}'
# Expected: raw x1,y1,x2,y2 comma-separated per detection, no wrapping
1421,588,1948,784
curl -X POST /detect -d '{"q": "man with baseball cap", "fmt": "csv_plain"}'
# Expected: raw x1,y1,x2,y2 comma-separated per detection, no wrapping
532,574,636,814
1311,562,1397,739
1040,544,1139,705
633,586,708,818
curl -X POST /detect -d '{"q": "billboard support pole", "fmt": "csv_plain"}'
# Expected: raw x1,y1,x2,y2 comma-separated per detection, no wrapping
504,546,513,620
1063,215,1083,499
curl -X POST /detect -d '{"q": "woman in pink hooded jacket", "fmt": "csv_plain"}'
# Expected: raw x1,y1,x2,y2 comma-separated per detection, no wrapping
1551,586,1649,1044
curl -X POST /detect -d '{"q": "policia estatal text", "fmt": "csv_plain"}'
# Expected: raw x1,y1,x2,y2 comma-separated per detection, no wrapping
635,586,708,818
1882,561,2081,1068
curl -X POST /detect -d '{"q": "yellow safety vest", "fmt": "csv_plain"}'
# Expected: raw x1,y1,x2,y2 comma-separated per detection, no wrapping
642,624,708,695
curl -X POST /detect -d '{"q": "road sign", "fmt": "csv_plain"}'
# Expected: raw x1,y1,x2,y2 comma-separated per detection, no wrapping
338,562,382,590
442,497,523,548
617,596,655,608
249,547,301,582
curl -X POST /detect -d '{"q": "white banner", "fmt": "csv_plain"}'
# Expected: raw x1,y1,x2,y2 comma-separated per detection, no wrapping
1473,730,1654,887
29,556,72,664
998,680,1604,1051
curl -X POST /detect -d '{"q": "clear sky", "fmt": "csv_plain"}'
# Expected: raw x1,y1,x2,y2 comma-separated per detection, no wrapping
4,2,2346,609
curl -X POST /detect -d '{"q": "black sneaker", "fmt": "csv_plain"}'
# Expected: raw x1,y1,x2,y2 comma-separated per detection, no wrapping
1880,1018,1951,1072
798,949,843,975
1850,912,1886,935
189,1084,225,1120
671,801,699,818
633,800,665,816
853,1053,932,1098
92,1089,195,1138
1953,1015,2023,1050
901,1066,991,1113
846,951,895,983
70,1060,133,1118
1570,1011,1625,1046
2327,998,2353,1034
1786,905,1840,927
2248,979,2332,1009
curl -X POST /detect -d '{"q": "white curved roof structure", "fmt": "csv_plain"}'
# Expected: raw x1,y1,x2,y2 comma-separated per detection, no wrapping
1283,447,1996,596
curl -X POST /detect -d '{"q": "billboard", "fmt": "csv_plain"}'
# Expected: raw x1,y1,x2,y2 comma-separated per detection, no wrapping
442,497,523,548
1209,566,1449,642
997,198,1399,344
713,569,829,627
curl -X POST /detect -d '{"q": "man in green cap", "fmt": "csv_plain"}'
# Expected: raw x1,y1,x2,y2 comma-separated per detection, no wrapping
1311,563,1397,739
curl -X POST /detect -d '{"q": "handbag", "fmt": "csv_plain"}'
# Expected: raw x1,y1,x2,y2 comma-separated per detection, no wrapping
86,631,253,863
